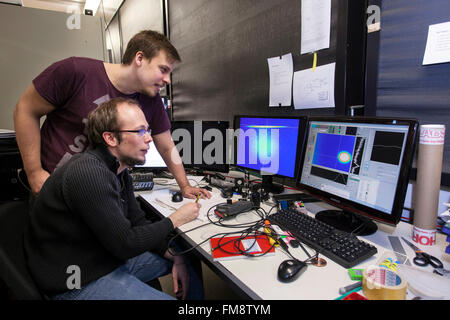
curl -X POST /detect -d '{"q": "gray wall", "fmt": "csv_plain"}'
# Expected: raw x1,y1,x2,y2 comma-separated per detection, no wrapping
120,0,164,51
104,0,164,64
0,4,105,130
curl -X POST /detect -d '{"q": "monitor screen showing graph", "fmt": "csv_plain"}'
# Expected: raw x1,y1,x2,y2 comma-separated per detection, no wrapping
298,117,418,227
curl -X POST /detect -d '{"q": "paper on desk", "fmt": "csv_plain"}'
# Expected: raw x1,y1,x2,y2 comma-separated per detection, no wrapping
267,53,293,107
293,62,335,109
423,21,450,65
301,0,331,54
154,192,224,222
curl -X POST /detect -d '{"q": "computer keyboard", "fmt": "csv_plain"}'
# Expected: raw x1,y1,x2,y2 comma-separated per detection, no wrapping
133,181,154,191
269,209,377,268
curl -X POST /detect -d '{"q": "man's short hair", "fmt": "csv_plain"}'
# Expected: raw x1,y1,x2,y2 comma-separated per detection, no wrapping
122,30,181,65
87,97,141,147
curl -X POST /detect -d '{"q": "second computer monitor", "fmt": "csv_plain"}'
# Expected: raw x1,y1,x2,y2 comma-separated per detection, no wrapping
171,120,230,173
234,115,307,193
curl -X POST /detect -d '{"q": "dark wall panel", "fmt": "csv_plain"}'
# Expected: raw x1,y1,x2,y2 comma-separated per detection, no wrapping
168,0,353,126
367,0,450,175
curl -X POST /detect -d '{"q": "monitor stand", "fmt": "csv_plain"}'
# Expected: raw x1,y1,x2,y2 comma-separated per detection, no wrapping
315,210,378,236
260,175,284,194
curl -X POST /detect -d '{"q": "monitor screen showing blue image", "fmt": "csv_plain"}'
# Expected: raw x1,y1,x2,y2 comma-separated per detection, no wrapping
236,117,301,178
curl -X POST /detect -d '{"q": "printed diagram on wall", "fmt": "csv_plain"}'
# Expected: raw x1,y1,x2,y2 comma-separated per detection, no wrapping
293,62,335,109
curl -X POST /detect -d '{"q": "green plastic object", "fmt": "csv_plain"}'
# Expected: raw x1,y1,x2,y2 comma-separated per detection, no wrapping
348,268,364,281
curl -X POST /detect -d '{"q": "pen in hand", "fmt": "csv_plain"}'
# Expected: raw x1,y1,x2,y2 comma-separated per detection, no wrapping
195,194,201,203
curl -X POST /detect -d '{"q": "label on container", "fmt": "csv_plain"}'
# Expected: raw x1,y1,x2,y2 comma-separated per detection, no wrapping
412,226,436,246
420,125,445,145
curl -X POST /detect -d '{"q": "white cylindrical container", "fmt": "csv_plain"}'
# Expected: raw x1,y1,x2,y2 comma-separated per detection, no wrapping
413,125,445,246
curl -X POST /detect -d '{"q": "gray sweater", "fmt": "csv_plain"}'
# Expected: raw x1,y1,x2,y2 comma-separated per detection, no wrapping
24,146,174,295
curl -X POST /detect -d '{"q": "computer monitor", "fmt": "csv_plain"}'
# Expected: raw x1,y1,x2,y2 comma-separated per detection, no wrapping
234,115,307,194
171,120,230,173
134,141,167,171
297,116,418,235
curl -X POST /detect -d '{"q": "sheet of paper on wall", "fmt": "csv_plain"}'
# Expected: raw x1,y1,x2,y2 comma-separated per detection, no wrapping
300,0,331,54
293,62,335,109
423,21,450,65
267,53,293,107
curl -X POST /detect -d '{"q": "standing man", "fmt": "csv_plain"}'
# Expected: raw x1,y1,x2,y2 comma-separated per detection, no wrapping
14,30,210,200
25,97,203,300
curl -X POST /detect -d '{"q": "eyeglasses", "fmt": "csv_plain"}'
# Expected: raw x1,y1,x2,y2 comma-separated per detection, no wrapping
115,128,152,137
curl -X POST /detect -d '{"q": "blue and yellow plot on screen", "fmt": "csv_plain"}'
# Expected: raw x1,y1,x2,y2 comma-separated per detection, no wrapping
312,133,355,173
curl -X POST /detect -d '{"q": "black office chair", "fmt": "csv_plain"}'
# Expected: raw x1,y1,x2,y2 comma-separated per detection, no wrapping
0,200,44,300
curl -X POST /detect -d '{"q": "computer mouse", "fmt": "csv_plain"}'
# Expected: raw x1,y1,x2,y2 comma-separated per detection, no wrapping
171,191,183,203
277,259,307,283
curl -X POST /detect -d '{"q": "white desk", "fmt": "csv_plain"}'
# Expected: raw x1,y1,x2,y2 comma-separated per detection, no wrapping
138,188,450,300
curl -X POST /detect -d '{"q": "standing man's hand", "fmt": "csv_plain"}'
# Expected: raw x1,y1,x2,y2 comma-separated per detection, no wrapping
28,169,50,195
14,83,55,196
152,131,212,201
181,185,211,200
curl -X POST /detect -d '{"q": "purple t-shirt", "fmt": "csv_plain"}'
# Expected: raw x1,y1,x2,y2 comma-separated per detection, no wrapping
33,57,171,173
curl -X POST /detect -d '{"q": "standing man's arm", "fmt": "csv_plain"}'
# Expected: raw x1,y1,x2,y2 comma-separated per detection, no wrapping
13,84,55,195
152,130,211,199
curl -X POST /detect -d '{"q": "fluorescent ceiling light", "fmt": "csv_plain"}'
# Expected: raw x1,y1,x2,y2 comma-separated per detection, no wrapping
84,0,101,15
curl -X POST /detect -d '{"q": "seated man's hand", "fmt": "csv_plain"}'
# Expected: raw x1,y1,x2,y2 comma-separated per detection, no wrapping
171,256,189,300
169,202,201,228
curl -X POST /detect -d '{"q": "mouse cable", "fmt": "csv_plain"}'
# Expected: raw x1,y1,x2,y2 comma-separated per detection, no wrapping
261,225,320,264
277,238,321,266
274,239,312,263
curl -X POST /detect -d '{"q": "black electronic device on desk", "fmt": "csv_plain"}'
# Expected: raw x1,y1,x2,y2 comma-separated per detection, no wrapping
296,116,418,236
133,181,154,192
234,115,308,194
131,172,154,192
215,200,253,219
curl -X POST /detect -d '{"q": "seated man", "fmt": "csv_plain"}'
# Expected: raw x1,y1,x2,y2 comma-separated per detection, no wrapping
24,97,203,300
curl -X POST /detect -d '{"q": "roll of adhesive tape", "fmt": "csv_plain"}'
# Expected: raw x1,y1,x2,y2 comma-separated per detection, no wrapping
362,266,407,300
